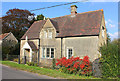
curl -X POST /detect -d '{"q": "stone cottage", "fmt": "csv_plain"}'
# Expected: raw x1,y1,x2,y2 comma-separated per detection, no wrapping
0,32,18,45
20,5,107,66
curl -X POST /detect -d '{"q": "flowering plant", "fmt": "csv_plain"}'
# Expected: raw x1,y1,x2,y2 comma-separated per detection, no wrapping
56,56,92,76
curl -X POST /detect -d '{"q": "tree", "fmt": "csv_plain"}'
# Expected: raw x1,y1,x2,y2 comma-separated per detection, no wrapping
2,8,34,42
35,14,45,21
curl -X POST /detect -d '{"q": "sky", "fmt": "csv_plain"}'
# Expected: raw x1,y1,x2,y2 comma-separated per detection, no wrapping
1,0,119,40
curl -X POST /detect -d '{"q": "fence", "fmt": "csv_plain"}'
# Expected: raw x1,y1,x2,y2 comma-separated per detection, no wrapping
3,54,18,61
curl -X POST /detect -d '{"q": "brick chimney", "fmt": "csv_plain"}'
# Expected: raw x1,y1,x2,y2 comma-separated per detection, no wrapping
71,5,78,17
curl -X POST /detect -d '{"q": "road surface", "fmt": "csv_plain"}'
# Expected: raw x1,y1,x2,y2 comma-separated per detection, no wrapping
1,64,56,79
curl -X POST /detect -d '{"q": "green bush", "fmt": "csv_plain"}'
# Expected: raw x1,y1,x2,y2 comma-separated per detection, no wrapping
100,42,118,78
52,58,56,69
13,58,18,62
27,62,38,67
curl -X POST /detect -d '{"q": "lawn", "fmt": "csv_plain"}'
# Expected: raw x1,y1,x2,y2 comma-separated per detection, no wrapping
1,61,99,79
1,61,118,81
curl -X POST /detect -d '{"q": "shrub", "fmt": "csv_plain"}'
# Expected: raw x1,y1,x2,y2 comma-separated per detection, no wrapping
13,58,18,62
100,42,118,78
52,58,56,69
27,62,38,67
56,56,92,76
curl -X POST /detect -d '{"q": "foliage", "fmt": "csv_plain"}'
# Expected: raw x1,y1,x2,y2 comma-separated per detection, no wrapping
13,58,18,62
52,58,56,69
56,56,92,76
2,40,17,60
100,39,118,78
2,8,34,41
10,43,20,55
27,62,38,67
107,33,111,44
35,14,45,21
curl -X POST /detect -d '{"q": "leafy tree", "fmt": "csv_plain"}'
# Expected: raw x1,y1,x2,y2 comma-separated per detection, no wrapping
2,40,17,60
35,14,45,21
2,8,34,41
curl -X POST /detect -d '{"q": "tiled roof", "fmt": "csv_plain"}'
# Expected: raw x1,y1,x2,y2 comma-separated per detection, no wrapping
0,33,10,40
21,9,103,39
28,41,37,50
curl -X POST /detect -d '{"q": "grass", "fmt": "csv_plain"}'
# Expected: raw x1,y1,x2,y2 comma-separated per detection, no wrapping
1,61,100,79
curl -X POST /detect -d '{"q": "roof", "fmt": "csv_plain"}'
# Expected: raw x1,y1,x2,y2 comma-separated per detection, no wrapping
28,41,37,50
21,9,103,40
0,33,10,40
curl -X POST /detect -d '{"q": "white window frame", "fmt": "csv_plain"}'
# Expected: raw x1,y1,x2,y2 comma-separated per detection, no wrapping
44,30,47,38
67,48,73,59
42,47,45,58
48,29,52,39
46,47,55,59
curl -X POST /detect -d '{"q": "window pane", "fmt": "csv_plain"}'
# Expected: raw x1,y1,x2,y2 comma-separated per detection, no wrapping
46,48,49,57
51,48,54,58
49,32,52,39
44,31,47,38
68,48,72,59
42,48,45,58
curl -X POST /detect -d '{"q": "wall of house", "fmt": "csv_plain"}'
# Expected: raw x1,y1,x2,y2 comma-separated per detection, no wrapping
62,36,99,62
98,14,107,47
39,19,61,66
3,33,18,44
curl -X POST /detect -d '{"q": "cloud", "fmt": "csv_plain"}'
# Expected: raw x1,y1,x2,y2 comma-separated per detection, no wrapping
105,20,108,25
109,24,115,28
108,32,118,40
105,19,116,28
108,19,112,23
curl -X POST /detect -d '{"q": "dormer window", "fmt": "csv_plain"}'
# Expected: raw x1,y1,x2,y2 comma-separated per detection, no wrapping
102,26,105,38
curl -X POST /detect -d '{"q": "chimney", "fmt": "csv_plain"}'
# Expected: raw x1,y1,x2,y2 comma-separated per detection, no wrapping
71,5,78,17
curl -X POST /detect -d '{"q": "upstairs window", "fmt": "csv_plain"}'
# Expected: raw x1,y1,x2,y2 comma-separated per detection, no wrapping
48,31,52,39
44,31,47,38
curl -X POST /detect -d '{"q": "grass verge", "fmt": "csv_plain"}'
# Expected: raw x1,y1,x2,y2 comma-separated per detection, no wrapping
1,61,99,79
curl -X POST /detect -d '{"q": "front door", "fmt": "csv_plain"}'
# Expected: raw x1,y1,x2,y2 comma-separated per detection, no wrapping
24,49,30,62
32,51,37,63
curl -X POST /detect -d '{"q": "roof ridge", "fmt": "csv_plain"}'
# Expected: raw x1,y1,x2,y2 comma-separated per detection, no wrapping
51,9,103,19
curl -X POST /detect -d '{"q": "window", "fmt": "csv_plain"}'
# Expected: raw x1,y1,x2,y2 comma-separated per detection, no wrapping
48,31,52,39
46,48,50,58
51,48,54,58
44,31,47,38
67,48,73,59
42,48,45,58
102,26,105,38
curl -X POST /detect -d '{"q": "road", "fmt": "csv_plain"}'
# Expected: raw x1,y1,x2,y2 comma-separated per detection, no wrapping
1,64,56,79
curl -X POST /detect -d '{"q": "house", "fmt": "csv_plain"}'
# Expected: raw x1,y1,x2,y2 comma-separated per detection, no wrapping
20,5,107,66
0,32,18,45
